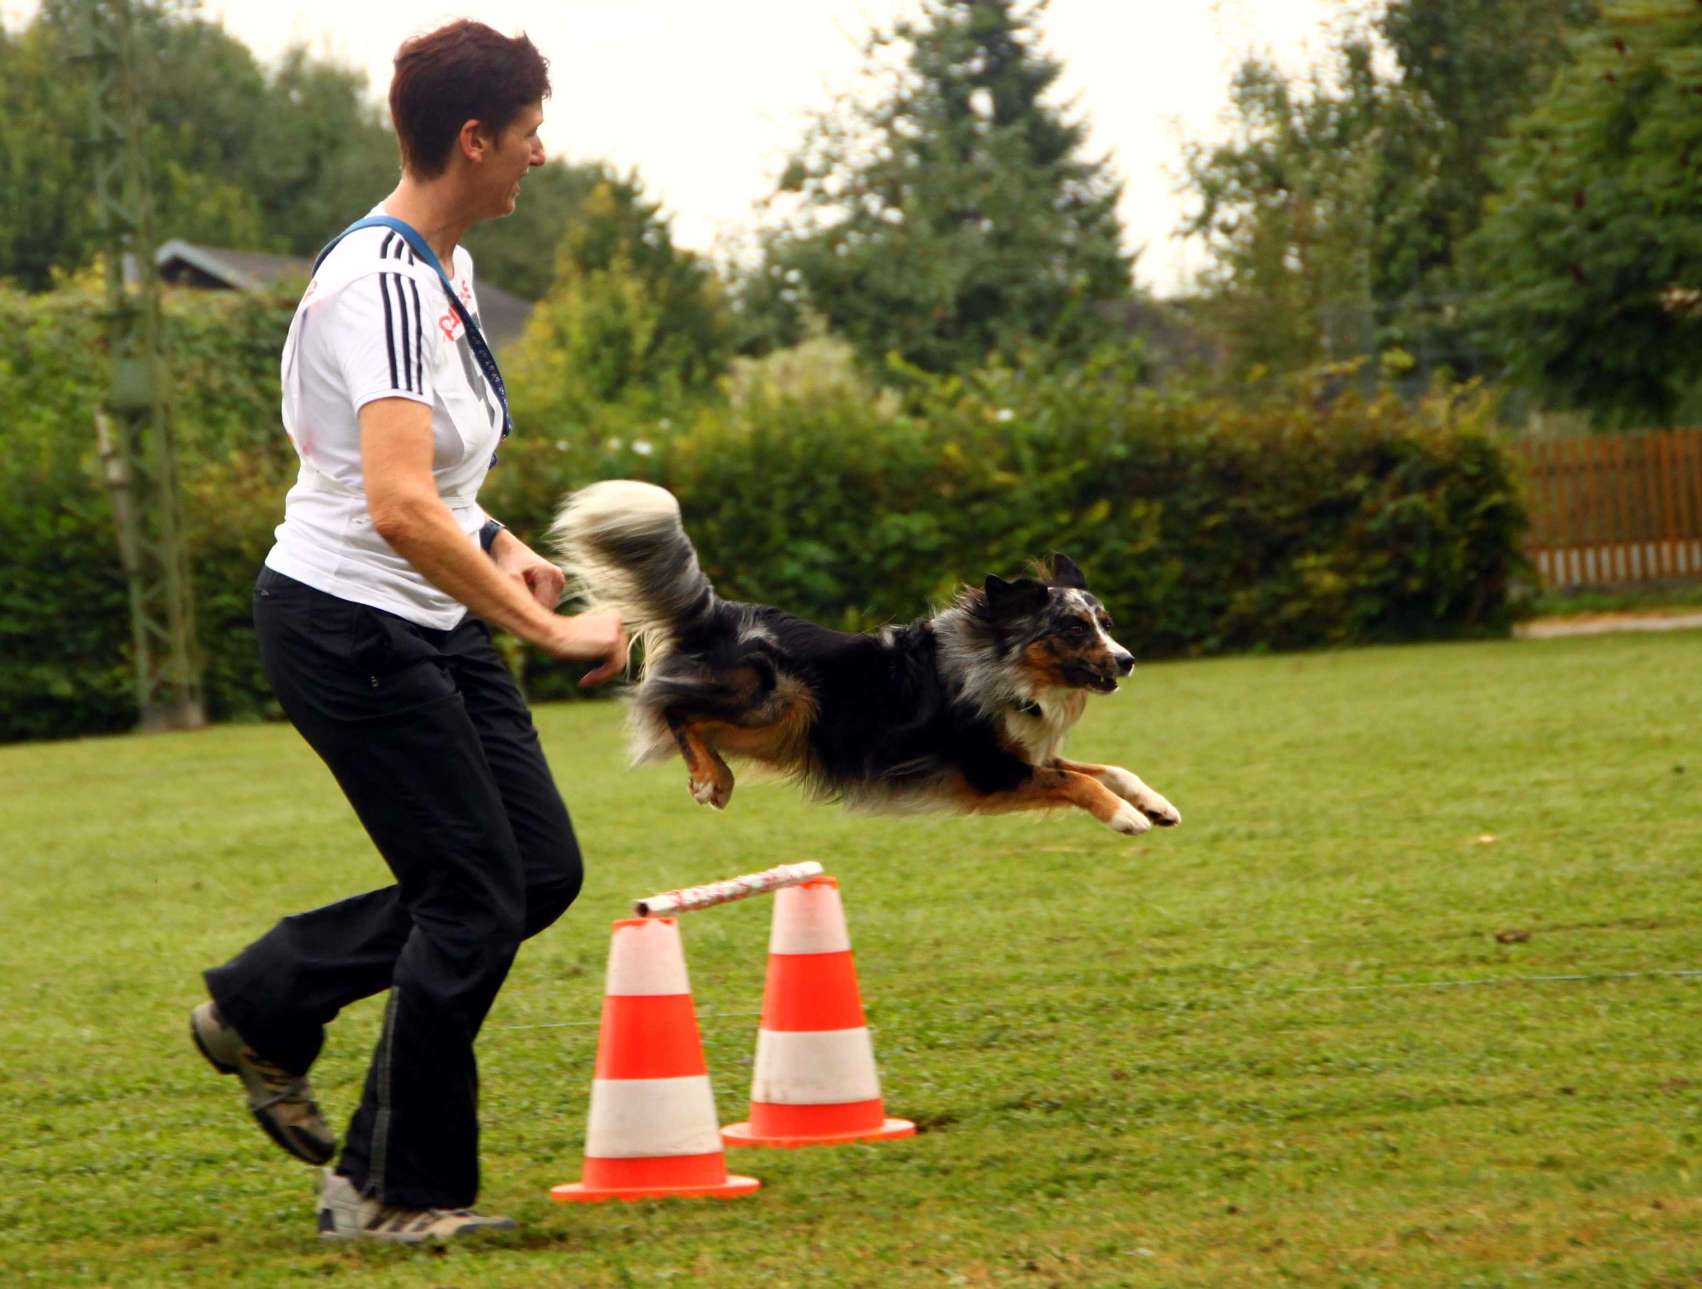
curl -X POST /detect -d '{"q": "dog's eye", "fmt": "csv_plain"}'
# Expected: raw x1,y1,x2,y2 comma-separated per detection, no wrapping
1061,620,1088,639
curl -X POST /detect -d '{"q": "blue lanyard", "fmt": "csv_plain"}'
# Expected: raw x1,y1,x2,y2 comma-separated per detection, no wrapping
313,215,513,464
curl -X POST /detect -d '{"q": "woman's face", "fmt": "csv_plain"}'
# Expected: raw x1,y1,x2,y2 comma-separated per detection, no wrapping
480,102,546,219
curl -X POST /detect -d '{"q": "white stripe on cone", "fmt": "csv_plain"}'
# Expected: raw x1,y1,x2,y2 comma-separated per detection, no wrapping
751,1027,882,1105
767,884,853,955
584,1075,725,1158
606,919,692,996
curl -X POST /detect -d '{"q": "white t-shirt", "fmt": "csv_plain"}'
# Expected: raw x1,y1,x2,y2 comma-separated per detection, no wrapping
264,205,506,628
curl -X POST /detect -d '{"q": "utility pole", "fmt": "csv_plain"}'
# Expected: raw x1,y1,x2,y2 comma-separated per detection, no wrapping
80,0,204,732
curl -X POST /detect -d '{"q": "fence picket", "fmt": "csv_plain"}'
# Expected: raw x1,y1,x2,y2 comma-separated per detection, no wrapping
1660,432,1679,577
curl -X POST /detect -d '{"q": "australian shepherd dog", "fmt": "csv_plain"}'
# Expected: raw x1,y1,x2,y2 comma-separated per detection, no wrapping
551,481,1181,837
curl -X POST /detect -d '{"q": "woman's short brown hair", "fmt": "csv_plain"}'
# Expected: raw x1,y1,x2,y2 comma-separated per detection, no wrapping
389,21,550,178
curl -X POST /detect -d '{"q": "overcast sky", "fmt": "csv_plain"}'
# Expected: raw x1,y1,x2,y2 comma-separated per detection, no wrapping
3,0,1350,294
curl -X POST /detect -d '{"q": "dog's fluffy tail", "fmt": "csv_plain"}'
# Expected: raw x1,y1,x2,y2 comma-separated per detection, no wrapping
549,480,716,672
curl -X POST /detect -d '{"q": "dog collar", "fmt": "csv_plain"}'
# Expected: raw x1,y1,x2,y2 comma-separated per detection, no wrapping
1010,698,1044,718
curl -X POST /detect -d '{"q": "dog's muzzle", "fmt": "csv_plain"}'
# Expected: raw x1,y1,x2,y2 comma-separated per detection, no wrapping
1072,666,1120,693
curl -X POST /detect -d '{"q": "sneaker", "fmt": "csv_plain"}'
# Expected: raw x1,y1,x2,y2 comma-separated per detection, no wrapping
189,1001,335,1165
316,1169,517,1243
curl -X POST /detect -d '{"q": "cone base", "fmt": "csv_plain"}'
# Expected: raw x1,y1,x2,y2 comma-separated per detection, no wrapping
550,1175,761,1203
722,1117,916,1149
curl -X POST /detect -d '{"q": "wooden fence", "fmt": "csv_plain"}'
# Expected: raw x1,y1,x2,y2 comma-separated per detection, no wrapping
1516,429,1702,588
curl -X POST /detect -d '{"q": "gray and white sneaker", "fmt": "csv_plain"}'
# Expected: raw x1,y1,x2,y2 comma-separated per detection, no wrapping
316,1169,517,1243
189,1001,335,1165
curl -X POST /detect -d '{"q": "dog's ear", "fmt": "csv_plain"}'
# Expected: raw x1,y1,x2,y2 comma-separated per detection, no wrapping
1048,553,1087,589
985,574,1050,622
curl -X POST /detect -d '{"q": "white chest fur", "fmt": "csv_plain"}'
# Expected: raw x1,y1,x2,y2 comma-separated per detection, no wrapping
1001,690,1086,763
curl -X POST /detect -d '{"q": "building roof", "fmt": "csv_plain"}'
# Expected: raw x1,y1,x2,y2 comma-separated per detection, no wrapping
152,239,535,352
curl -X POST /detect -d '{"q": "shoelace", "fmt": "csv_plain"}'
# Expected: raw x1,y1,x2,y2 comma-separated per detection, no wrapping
244,1049,316,1109
366,1206,483,1233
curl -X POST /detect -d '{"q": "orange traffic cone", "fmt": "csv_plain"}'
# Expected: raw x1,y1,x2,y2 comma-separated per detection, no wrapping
722,876,915,1148
552,917,760,1201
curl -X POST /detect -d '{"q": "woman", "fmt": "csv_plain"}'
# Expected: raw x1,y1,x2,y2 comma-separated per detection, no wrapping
189,20,624,1243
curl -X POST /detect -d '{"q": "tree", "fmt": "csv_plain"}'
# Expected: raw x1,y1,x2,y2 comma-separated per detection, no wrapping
241,47,398,254
0,18,95,290
1377,0,1594,290
741,0,1132,375
2,1,397,287
1178,43,1388,377
463,162,605,301
507,179,731,415
1178,0,1593,382
1466,0,1702,425
0,2,652,302
463,161,684,303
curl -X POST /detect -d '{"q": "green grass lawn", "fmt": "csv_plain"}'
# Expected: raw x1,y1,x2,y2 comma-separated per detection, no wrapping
2,631,1698,1288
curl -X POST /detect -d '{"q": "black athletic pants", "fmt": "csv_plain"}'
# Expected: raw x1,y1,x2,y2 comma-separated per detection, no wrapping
204,567,583,1209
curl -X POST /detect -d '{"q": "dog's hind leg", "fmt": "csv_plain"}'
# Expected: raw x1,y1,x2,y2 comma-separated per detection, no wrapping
667,714,736,810
958,765,1153,837
1053,758,1181,827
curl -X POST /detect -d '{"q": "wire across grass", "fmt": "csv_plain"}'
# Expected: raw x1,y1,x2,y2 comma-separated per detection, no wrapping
1,630,1698,1287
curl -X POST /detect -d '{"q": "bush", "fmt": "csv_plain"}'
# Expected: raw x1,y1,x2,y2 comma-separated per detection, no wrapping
683,362,1526,657
0,289,1528,742
492,354,1528,699
0,279,295,743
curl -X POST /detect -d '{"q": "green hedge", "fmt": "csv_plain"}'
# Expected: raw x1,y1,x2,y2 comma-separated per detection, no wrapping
0,280,295,743
489,355,1529,701
0,286,1528,742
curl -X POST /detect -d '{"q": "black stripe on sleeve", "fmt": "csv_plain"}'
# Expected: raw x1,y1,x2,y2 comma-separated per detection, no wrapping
378,272,399,390
407,277,425,394
381,232,396,259
392,273,413,394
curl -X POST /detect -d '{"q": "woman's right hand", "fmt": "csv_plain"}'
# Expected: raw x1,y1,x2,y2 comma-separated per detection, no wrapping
539,608,629,686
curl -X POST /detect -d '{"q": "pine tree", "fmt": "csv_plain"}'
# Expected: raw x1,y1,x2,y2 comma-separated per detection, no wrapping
741,0,1131,375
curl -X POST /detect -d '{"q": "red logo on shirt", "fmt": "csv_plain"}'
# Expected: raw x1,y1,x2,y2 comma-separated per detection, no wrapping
439,277,474,341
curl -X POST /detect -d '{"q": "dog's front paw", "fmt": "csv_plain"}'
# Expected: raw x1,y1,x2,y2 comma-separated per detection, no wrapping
1108,801,1154,837
1100,766,1181,827
689,773,733,810
1138,790,1181,827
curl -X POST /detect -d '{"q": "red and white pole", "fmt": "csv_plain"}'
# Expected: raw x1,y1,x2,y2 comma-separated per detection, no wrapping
633,860,824,918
